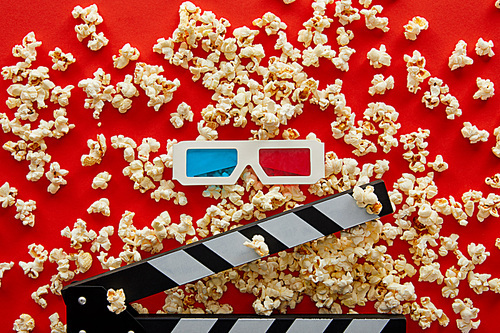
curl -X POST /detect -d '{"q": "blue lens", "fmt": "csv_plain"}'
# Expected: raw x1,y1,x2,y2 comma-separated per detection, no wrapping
186,149,238,177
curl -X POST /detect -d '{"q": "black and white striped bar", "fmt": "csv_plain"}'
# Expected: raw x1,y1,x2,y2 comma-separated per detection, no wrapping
63,180,391,304
137,314,406,333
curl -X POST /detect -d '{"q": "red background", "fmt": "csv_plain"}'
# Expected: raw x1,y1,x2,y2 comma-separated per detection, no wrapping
0,0,499,332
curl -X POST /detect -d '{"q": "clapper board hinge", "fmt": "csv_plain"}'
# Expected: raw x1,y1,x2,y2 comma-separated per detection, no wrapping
62,180,406,333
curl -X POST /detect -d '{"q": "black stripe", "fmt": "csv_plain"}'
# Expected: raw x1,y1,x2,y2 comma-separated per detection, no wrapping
184,244,233,273
381,318,406,333
137,317,181,332
266,318,294,332
239,226,288,255
81,261,178,302
208,318,238,333
371,181,393,217
324,318,352,333
294,206,343,236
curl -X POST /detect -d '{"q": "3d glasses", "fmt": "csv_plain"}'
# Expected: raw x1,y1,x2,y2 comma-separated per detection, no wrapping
172,140,325,185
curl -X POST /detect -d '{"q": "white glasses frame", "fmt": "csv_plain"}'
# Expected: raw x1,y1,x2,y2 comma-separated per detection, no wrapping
172,140,325,185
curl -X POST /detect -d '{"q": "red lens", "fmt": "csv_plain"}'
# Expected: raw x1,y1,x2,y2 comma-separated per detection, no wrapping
259,148,311,176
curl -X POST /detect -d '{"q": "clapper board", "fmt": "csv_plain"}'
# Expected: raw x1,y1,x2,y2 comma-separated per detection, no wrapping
62,180,406,332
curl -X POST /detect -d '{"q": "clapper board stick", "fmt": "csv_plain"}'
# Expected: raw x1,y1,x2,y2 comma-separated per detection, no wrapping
62,180,406,333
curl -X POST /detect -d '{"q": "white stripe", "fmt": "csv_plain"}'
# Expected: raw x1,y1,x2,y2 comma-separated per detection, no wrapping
204,232,261,267
149,251,214,285
313,194,379,230
344,319,389,333
259,213,325,248
228,319,275,333
171,318,217,333
285,319,332,333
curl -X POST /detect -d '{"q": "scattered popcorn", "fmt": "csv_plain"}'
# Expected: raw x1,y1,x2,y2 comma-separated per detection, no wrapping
461,122,489,144
332,46,356,71
31,284,50,308
367,44,391,68
253,12,287,35
111,134,137,162
243,234,269,257
78,68,116,119
112,74,140,113
15,199,37,227
72,4,108,50
12,32,41,63
475,38,495,57
427,155,448,172
0,182,18,208
46,162,69,194
92,171,112,190
170,102,194,128
334,0,361,26
61,219,97,249
49,313,66,333
473,77,495,100
492,126,500,158
404,50,430,93
452,298,480,333
336,27,354,46
442,267,460,298
113,43,140,69
19,244,48,279
410,296,449,329
448,40,473,70
87,198,111,216
404,16,428,41
13,314,35,333
107,288,127,314
81,133,107,166
360,5,389,32
368,74,394,95
467,243,490,265
0,261,14,287
91,226,114,252
134,62,180,111
48,47,76,71
352,185,382,214
485,173,500,188
97,252,122,270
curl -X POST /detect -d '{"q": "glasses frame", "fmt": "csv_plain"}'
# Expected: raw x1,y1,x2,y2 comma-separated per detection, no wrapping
172,140,325,185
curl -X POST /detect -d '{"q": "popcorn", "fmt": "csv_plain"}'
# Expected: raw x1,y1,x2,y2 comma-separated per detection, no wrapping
72,5,108,50
367,44,391,68
0,182,18,208
19,244,48,279
452,298,480,333
48,47,76,71
411,297,449,329
485,173,500,188
197,120,219,141
107,288,127,314
31,284,50,308
244,235,270,257
336,27,354,46
253,12,287,35
439,234,459,256
467,243,490,265
427,155,448,172
352,185,382,214
113,43,140,69
497,0,500,9
49,313,66,333
12,32,41,63
87,198,111,216
331,46,356,71
61,219,97,249
97,252,122,270
360,5,389,32
473,77,495,100
111,135,137,162
461,122,489,144
50,85,74,107
133,62,181,111
475,38,495,57
15,199,37,227
170,102,194,128
467,271,491,294
0,261,14,287
492,126,500,158
81,133,107,166
334,0,361,26
368,74,394,96
46,162,69,194
78,68,116,119
404,16,428,40
91,226,114,252
92,171,112,190
448,40,473,70
404,50,430,93
13,314,35,333
137,137,160,162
